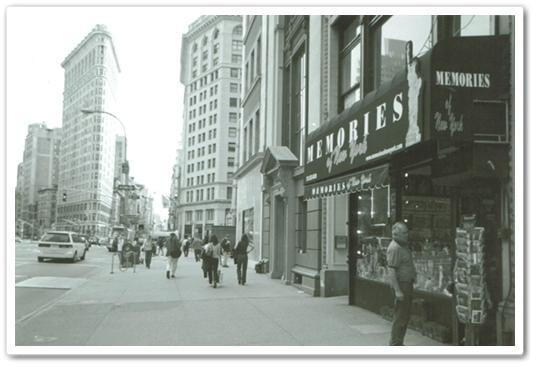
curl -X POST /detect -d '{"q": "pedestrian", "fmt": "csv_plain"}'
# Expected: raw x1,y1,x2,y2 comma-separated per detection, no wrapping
116,234,126,267
387,222,416,346
191,236,203,262
142,235,154,269
205,234,222,288
165,233,182,279
234,233,254,285
220,235,232,268
182,234,191,257
132,237,141,264
157,238,165,256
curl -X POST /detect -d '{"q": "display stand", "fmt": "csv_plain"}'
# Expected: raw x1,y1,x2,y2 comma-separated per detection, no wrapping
453,214,489,345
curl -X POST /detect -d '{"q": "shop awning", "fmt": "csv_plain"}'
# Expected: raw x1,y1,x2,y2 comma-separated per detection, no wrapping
304,164,389,200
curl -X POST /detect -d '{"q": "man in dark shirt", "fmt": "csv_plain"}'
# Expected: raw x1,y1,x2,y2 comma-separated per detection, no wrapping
386,222,416,346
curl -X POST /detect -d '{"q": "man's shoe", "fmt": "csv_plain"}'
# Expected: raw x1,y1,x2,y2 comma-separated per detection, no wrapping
171,275,175,278
166,270,170,279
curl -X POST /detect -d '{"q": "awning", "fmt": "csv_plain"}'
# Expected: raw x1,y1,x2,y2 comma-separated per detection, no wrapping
304,164,389,200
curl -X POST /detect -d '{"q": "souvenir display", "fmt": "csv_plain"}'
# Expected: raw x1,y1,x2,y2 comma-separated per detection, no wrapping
403,196,453,295
453,215,489,324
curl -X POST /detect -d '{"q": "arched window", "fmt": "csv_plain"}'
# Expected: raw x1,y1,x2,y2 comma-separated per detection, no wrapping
233,25,242,36
213,28,219,39
202,36,208,46
192,43,198,53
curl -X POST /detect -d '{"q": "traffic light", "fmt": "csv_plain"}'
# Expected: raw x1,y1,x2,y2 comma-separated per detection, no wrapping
62,192,67,202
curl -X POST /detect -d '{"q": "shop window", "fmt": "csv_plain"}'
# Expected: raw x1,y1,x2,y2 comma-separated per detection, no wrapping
371,16,433,89
339,16,362,111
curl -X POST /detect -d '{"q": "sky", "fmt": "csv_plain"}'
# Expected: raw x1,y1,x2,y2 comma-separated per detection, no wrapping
7,7,199,218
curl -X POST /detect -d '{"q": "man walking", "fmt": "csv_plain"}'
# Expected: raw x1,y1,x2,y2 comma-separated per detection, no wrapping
142,235,154,269
387,222,416,346
166,233,182,279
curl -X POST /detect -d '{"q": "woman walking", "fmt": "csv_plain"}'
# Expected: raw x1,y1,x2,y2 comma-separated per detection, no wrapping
234,233,255,285
206,234,222,288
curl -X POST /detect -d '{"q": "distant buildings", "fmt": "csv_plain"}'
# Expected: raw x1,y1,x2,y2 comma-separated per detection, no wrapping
177,15,243,239
16,123,61,238
56,24,122,237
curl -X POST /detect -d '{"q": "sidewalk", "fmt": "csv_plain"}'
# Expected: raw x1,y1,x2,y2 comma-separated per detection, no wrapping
26,251,446,346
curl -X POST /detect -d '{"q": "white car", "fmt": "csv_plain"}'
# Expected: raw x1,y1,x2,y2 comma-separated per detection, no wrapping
37,231,88,263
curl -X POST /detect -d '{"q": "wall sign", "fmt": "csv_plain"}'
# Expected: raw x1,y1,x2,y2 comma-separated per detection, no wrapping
431,36,510,142
305,43,424,185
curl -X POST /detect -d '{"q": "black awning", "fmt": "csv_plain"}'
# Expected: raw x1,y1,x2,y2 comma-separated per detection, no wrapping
304,164,389,200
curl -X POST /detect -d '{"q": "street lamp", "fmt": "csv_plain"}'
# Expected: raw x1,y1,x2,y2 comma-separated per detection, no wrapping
80,108,127,137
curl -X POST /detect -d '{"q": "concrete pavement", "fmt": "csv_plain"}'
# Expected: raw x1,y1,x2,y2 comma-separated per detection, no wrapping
16,249,446,346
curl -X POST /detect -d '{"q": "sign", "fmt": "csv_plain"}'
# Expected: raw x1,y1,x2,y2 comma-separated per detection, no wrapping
304,164,389,200
431,36,510,143
335,235,347,249
305,42,424,185
116,184,137,191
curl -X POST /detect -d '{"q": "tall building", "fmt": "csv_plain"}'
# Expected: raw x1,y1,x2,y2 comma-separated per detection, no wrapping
16,123,61,238
234,16,282,262
36,187,58,233
168,147,183,231
178,15,243,239
111,135,128,226
56,24,121,237
15,163,23,237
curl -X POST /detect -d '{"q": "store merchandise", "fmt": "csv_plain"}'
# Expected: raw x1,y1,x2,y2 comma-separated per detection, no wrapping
453,217,489,324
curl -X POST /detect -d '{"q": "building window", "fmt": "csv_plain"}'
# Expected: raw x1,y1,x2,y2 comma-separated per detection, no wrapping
213,43,220,54
228,142,236,152
232,54,242,64
227,157,235,167
339,16,362,112
458,15,495,36
297,197,307,252
186,211,193,222
227,187,233,200
228,127,237,138
371,16,432,89
230,68,240,78
230,98,239,108
206,209,214,221
286,46,307,166
232,40,241,52
229,112,238,123
230,83,239,93
213,29,219,39
233,25,242,36
254,110,260,153
195,210,203,221
256,37,261,77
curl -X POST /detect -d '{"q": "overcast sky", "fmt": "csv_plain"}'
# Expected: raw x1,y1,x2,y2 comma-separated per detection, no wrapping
7,7,200,218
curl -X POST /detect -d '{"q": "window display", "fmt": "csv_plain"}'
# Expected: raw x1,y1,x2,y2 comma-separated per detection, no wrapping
355,192,455,297
403,195,453,294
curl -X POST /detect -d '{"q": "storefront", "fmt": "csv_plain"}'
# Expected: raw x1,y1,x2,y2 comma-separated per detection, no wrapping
304,35,511,345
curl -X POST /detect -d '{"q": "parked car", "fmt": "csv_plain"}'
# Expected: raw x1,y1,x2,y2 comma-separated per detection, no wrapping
37,231,88,263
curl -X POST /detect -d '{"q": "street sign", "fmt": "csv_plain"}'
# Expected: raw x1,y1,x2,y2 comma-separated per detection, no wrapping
116,184,137,191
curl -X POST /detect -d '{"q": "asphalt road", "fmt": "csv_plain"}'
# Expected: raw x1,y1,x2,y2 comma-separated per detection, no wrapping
15,242,109,328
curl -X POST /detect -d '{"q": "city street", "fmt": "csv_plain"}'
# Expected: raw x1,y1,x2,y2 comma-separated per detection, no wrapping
14,241,443,347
